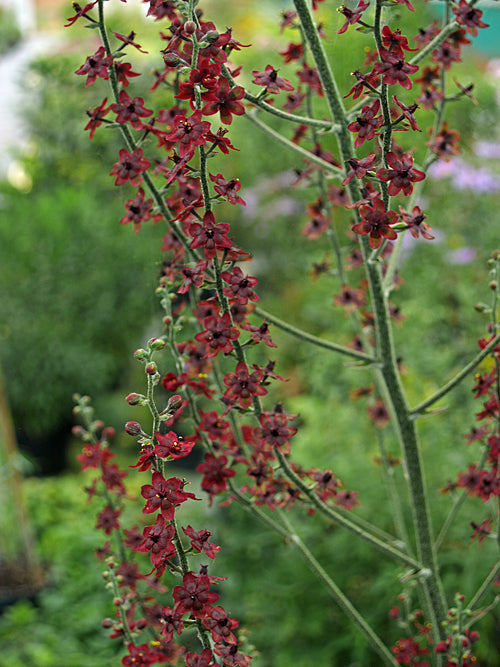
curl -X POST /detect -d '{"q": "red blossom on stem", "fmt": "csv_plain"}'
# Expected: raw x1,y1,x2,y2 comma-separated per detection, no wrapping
223,361,268,408
352,200,398,249
347,99,384,148
110,148,150,186
377,151,425,196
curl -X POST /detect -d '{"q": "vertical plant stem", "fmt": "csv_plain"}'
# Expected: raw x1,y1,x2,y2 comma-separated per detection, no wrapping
293,0,448,641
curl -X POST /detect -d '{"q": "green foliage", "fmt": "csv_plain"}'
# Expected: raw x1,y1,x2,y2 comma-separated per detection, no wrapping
0,475,124,667
0,55,161,439
0,8,21,56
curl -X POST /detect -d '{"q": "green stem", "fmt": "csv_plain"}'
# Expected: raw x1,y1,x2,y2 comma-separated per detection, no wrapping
277,511,398,666
293,0,448,640
254,306,376,363
468,561,500,612
274,447,421,569
411,332,500,416
246,111,343,175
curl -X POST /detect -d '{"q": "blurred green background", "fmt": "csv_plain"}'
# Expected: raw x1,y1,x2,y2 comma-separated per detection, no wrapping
1,1,500,665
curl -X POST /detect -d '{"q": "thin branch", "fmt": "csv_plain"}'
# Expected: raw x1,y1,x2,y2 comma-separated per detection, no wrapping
254,306,376,363
411,332,500,416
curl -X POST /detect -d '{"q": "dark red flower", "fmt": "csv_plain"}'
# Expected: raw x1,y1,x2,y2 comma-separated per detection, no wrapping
85,98,110,139
334,284,366,312
110,148,150,186
242,320,276,347
352,200,398,249
381,27,418,58
279,42,303,63
96,505,121,535
77,442,113,470
343,153,377,185
213,642,252,667
347,99,384,148
452,0,489,37
154,431,195,460
202,77,245,124
393,96,421,132
258,410,297,454
185,648,217,667
110,90,152,130
296,63,323,95
223,361,268,408
221,266,258,304
114,61,141,87
178,260,209,294
120,188,155,233
160,605,184,642
195,312,240,357
188,210,233,259
173,572,219,618
377,151,425,196
209,173,246,206
399,206,433,239
165,110,211,157
470,516,492,545
432,41,461,70
202,605,239,644
182,525,220,559
372,47,419,90
64,1,97,27
141,471,198,521
121,642,164,667
252,65,294,94
426,122,460,160
337,0,370,35
112,30,148,53
344,70,380,101
196,452,236,497
136,514,176,567
75,47,113,86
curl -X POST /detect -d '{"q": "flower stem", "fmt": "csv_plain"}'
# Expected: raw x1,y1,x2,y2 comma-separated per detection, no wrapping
411,331,500,416
277,510,398,666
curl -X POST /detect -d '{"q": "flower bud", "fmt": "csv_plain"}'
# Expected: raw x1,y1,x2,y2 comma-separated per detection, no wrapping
103,427,115,441
146,362,157,375
136,618,147,630
101,618,114,629
205,30,219,43
184,20,196,34
125,421,142,436
113,597,122,607
134,348,148,361
163,51,181,67
489,281,497,291
148,337,166,351
126,393,146,406
167,394,183,412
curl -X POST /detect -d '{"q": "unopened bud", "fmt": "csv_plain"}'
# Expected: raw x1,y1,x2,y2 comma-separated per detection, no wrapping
101,618,114,629
113,597,122,607
474,302,490,313
184,20,196,34
103,427,115,441
148,337,166,351
205,30,219,43
167,394,183,412
146,362,158,375
492,249,500,260
125,421,142,436
136,618,147,630
490,281,497,291
163,51,181,67
126,393,146,406
134,348,148,361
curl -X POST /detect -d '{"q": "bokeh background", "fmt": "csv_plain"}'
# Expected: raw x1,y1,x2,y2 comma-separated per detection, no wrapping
1,1,500,665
